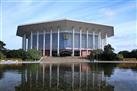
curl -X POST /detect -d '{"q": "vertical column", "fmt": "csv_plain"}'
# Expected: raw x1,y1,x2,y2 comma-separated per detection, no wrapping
105,33,108,45
43,31,45,56
80,29,82,56
93,32,95,49
57,28,60,56
98,32,101,49
36,32,39,50
22,36,24,50
28,37,29,50
86,30,88,55
24,34,26,51
72,28,75,56
22,34,26,50
101,39,103,50
50,29,52,56
26,38,28,51
30,32,33,49
103,39,106,48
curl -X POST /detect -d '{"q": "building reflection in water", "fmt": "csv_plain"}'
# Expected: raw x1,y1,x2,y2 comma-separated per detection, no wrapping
15,63,114,91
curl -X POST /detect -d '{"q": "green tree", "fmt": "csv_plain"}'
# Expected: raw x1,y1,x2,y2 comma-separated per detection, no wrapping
93,49,103,55
130,49,137,59
0,51,5,59
88,49,104,61
118,49,137,59
118,50,130,58
101,44,117,61
88,45,117,61
104,44,114,54
0,40,6,50
93,49,103,60
27,49,41,60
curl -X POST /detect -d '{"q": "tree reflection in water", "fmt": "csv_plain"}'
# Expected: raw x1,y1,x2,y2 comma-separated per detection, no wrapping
15,63,114,91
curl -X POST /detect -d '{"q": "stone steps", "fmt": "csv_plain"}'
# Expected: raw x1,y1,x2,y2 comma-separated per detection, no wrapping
40,57,90,63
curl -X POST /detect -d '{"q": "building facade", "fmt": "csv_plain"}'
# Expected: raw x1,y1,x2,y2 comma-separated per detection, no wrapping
16,19,114,57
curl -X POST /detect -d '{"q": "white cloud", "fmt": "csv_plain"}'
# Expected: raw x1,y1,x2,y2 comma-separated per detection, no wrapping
100,8,116,18
99,1,136,19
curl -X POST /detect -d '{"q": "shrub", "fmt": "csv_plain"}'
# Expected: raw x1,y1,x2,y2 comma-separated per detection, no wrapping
6,49,26,58
27,49,41,60
100,52,117,61
4,49,41,61
88,44,117,61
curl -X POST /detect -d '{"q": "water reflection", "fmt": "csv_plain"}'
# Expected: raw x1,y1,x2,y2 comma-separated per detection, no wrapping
15,63,114,91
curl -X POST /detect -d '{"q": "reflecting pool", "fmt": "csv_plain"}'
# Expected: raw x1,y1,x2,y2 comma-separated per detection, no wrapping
0,63,137,91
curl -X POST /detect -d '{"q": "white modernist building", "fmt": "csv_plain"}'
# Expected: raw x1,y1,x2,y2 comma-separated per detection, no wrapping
17,19,114,57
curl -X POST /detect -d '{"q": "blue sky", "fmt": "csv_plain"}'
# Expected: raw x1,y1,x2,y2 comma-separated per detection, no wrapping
0,0,137,52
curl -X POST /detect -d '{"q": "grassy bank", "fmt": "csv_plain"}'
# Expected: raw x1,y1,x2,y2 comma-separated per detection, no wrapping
117,63,137,69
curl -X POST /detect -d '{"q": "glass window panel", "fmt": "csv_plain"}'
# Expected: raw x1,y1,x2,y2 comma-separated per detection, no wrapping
82,34,86,48
95,35,98,49
52,33,57,50
75,33,80,48
88,34,93,49
39,34,43,50
32,34,37,49
45,33,50,49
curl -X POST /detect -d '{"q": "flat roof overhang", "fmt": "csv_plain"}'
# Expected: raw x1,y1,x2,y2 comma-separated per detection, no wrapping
16,19,114,38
